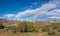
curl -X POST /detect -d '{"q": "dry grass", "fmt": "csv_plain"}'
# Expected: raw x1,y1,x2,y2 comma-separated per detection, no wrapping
0,32,48,36
55,32,60,36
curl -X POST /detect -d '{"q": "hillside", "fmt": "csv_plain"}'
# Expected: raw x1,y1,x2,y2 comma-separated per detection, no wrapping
0,19,60,36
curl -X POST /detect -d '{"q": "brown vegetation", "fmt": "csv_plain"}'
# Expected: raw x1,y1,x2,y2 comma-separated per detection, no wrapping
0,19,60,36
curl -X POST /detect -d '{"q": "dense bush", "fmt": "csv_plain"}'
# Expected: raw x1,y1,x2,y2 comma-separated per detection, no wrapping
15,21,42,32
6,26,17,33
42,25,51,32
0,23,4,29
4,21,60,33
17,21,35,32
48,31,55,36
0,20,60,33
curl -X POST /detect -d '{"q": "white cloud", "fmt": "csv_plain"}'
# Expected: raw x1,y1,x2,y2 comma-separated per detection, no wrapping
48,16,60,18
4,14,15,18
3,0,60,20
48,9,60,16
15,0,57,19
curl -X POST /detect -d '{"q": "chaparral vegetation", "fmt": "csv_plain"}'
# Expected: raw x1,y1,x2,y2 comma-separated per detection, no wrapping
0,19,60,36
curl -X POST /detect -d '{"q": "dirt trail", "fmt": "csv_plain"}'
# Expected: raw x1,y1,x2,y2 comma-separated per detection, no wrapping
0,32,48,36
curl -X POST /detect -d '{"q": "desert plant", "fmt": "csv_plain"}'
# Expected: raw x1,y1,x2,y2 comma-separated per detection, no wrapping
42,25,51,32
0,23,4,29
6,26,17,33
48,31,56,36
16,21,42,32
17,21,34,32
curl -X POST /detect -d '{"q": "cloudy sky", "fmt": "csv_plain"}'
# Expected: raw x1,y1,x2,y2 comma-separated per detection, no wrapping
0,0,60,20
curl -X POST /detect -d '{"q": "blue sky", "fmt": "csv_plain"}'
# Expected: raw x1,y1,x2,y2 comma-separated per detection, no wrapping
0,0,60,20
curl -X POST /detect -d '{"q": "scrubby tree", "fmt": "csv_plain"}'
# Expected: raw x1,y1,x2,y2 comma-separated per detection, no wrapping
17,21,35,32
0,23,4,29
6,26,17,33
48,31,56,36
42,25,51,32
16,21,42,32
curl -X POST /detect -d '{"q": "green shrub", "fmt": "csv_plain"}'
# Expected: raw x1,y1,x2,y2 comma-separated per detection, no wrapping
48,31,55,36
42,25,51,32
17,21,34,32
0,23,4,29
17,21,42,32
6,26,17,33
